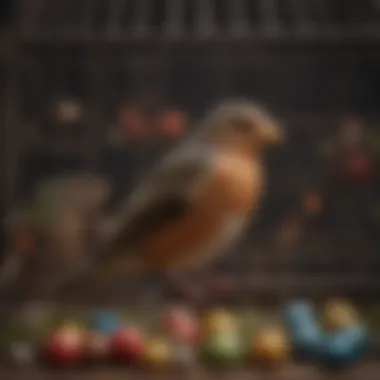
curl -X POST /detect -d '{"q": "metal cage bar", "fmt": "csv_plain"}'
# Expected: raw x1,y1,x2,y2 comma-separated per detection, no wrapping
13,0,380,43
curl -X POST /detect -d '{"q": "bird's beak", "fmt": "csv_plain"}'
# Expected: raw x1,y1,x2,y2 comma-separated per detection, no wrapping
262,122,285,146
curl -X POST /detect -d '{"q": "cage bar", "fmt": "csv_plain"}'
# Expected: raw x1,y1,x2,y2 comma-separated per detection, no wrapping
105,0,124,37
287,0,315,33
228,0,251,37
164,0,185,36
258,0,281,35
195,0,217,36
131,0,153,37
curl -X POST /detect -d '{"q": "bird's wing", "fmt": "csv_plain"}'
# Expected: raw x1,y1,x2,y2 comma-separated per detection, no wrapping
105,148,212,261
54,148,212,302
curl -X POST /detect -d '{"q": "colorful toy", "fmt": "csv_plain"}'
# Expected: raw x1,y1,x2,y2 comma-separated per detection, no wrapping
140,337,172,369
42,324,85,367
91,311,120,335
201,331,244,367
201,309,237,336
161,306,199,346
283,300,322,356
2,302,374,370
317,325,370,368
250,326,290,369
283,301,317,325
323,299,359,331
109,326,144,364
238,308,263,335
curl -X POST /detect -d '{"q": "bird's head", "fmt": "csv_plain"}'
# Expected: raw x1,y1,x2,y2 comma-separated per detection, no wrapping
200,100,284,155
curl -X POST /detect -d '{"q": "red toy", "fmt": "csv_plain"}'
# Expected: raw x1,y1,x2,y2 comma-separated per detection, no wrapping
43,325,85,367
162,306,199,346
109,326,144,363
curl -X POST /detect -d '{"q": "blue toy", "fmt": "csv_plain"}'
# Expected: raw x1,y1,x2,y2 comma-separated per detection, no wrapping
317,325,370,368
91,310,120,335
282,300,322,357
283,300,318,326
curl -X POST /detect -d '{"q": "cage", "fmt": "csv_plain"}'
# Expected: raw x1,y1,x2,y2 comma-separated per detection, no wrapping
1,0,380,305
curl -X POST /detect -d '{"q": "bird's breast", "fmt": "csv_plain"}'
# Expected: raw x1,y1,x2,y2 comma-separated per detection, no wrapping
211,153,263,214
141,154,263,270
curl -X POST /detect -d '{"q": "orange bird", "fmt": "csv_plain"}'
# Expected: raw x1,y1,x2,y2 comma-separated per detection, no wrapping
57,100,284,302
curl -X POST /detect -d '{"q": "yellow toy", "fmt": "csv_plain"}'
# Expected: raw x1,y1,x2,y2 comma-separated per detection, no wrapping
140,337,172,369
201,309,237,336
323,299,359,331
250,326,290,368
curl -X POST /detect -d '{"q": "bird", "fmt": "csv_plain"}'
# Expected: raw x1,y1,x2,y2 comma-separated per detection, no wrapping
54,99,284,304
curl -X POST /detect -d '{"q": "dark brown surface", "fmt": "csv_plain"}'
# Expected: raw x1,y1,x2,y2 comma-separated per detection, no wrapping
1,363,380,380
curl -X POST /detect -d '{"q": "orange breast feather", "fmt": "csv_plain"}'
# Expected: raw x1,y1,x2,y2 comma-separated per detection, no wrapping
140,154,261,269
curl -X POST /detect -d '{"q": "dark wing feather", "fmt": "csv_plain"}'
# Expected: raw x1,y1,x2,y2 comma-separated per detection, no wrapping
108,196,188,252
104,153,210,259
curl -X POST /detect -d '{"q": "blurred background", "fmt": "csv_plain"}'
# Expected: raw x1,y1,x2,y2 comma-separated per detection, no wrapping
0,0,380,306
